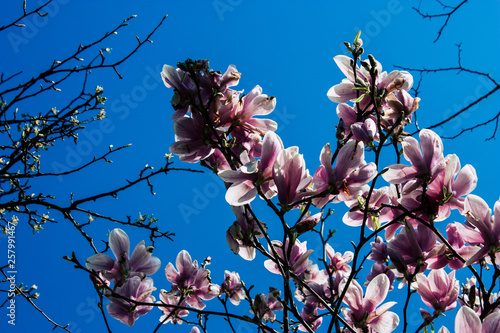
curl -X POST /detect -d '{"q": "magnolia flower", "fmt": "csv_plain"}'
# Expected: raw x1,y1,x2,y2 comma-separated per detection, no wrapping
273,146,312,207
365,263,395,291
264,239,313,277
86,228,161,286
158,291,189,325
327,55,412,109
219,131,283,205
455,195,500,266
351,118,378,146
382,89,420,128
298,301,323,332
343,186,392,230
226,206,266,260
336,103,378,140
426,154,477,221
218,85,277,137
340,274,399,332
455,306,500,333
165,250,220,310
312,140,377,208
325,244,353,277
107,277,156,326
382,129,446,190
367,236,389,264
250,288,284,322
169,113,215,163
221,270,246,305
414,269,459,315
387,223,442,275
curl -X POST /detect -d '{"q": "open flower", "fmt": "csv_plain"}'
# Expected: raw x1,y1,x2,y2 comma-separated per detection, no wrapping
219,131,283,205
340,274,399,332
382,129,446,190
414,269,459,315
221,270,246,305
264,239,313,277
312,140,377,208
107,277,156,327
426,154,477,221
86,228,161,286
250,288,284,322
455,195,500,266
327,55,412,109
165,250,220,310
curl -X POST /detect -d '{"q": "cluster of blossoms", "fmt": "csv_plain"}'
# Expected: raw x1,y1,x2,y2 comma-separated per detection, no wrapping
82,35,500,332
86,229,247,327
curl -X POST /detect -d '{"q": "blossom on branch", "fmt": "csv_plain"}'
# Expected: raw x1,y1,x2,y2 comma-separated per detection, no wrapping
340,274,399,333
107,277,156,327
165,250,220,310
85,228,161,286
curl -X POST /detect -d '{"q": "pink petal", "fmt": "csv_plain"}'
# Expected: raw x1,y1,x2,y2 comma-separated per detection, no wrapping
109,229,130,260
364,274,389,312
483,312,500,333
420,129,443,170
260,131,283,171
455,307,481,333
334,141,364,181
225,180,257,206
369,309,399,333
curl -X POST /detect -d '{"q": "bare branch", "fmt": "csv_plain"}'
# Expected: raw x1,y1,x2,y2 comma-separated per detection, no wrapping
413,0,469,42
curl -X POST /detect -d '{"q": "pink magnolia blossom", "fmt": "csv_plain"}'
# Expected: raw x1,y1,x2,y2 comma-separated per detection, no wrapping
414,269,459,315
158,291,189,325
455,195,500,266
294,281,331,310
382,129,446,189
218,131,283,205
455,306,500,333
387,223,443,275
273,146,312,207
312,140,377,208
264,238,313,277
327,55,412,108
221,270,246,306
226,206,266,260
325,244,353,277
293,212,322,235
86,228,161,286
250,288,284,322
340,274,399,332
382,89,420,129
165,250,220,310
367,236,389,264
426,154,477,221
343,186,392,230
365,263,395,291
430,223,478,270
351,118,378,146
336,103,378,140
107,276,156,327
298,301,323,332
218,85,277,137
169,112,216,163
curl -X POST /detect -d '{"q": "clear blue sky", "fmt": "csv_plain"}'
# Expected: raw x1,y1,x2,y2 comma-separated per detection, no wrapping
1,1,500,332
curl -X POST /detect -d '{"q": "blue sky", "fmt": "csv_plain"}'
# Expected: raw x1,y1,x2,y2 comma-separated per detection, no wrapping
1,0,500,332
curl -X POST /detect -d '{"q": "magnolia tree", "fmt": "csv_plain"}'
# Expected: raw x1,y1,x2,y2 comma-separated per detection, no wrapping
70,32,500,333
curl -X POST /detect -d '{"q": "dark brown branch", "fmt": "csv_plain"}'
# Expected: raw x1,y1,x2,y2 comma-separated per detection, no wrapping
413,0,469,43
